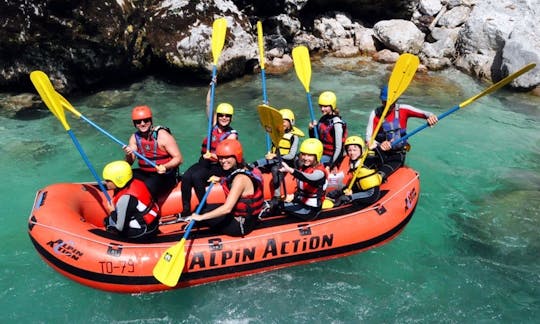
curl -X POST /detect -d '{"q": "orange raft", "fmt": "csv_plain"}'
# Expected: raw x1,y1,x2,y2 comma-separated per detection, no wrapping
28,166,420,293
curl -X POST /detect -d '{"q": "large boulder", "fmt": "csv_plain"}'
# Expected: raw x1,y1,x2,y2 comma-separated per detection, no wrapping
455,0,540,87
373,19,425,54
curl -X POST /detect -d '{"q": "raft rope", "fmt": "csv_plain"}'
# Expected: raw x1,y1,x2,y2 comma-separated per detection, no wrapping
29,173,419,249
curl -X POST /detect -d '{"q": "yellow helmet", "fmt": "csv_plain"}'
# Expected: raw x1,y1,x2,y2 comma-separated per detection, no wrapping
345,135,366,152
318,91,337,110
279,108,295,125
102,160,133,188
216,103,234,115
299,138,323,162
355,167,382,190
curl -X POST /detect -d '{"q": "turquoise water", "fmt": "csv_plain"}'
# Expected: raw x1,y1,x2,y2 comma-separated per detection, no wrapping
2,57,539,323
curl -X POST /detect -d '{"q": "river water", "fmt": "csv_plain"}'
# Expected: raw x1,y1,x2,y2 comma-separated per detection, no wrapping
2,57,539,323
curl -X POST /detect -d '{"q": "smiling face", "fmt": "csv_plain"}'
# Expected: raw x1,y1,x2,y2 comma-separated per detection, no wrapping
217,113,232,127
319,104,333,116
299,152,317,167
218,155,237,171
346,144,362,160
133,118,152,133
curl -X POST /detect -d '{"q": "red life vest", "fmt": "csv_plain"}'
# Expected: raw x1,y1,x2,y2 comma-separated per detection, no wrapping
200,125,237,157
134,126,173,172
222,168,264,218
317,115,347,156
296,164,328,208
114,178,160,225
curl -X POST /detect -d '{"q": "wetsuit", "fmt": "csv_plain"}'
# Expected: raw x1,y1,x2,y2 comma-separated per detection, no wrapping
105,178,160,239
181,125,238,216
365,104,433,179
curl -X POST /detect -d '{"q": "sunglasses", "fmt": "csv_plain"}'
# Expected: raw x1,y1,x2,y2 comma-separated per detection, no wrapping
134,118,152,125
217,155,234,160
217,113,232,118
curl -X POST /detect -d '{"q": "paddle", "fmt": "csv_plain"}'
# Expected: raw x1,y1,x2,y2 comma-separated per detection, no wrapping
257,104,285,148
30,71,112,203
346,53,419,192
391,62,537,148
257,104,287,198
292,45,318,139
56,93,157,168
153,182,215,287
206,17,228,154
257,21,272,152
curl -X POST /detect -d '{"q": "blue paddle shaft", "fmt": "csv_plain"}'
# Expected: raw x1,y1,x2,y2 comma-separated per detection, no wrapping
392,105,460,148
183,182,215,239
80,115,157,167
306,93,318,139
261,69,268,104
67,130,112,203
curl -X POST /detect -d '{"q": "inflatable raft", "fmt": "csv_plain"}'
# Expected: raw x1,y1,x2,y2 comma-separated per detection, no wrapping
28,165,420,293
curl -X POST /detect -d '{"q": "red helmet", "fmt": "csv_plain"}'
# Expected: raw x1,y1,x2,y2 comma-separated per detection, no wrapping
216,139,243,163
131,105,152,120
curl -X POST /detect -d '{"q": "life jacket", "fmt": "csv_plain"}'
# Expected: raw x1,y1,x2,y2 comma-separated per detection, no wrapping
201,125,237,157
377,106,406,149
317,115,347,156
114,178,160,226
134,126,172,172
345,158,381,191
296,164,328,208
222,168,264,218
273,132,294,155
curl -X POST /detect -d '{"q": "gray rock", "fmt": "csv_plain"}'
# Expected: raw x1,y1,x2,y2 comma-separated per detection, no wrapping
373,19,425,54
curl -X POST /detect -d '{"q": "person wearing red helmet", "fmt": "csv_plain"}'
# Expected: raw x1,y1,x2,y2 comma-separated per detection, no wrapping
180,78,238,217
185,139,264,237
365,86,438,181
123,105,183,198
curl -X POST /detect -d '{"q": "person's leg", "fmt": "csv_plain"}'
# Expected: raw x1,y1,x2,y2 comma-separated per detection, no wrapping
181,163,200,216
270,164,282,198
282,202,319,220
191,166,211,202
378,151,405,180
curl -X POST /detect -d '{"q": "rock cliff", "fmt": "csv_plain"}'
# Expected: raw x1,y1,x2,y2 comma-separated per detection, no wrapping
0,0,538,102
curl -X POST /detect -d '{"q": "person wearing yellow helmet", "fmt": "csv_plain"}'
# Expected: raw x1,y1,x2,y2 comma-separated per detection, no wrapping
185,139,264,236
308,91,348,169
181,77,239,217
250,108,305,207
123,105,183,199
278,138,329,220
326,136,381,207
365,85,438,180
102,160,160,239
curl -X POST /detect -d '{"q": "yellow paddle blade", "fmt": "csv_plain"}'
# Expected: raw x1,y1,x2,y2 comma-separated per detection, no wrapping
30,71,70,130
152,238,187,287
386,53,419,106
292,45,311,92
211,18,228,65
257,104,284,148
257,21,265,69
459,63,536,108
57,92,82,118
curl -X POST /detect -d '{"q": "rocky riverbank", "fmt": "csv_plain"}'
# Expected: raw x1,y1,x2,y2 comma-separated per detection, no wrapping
1,0,539,115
